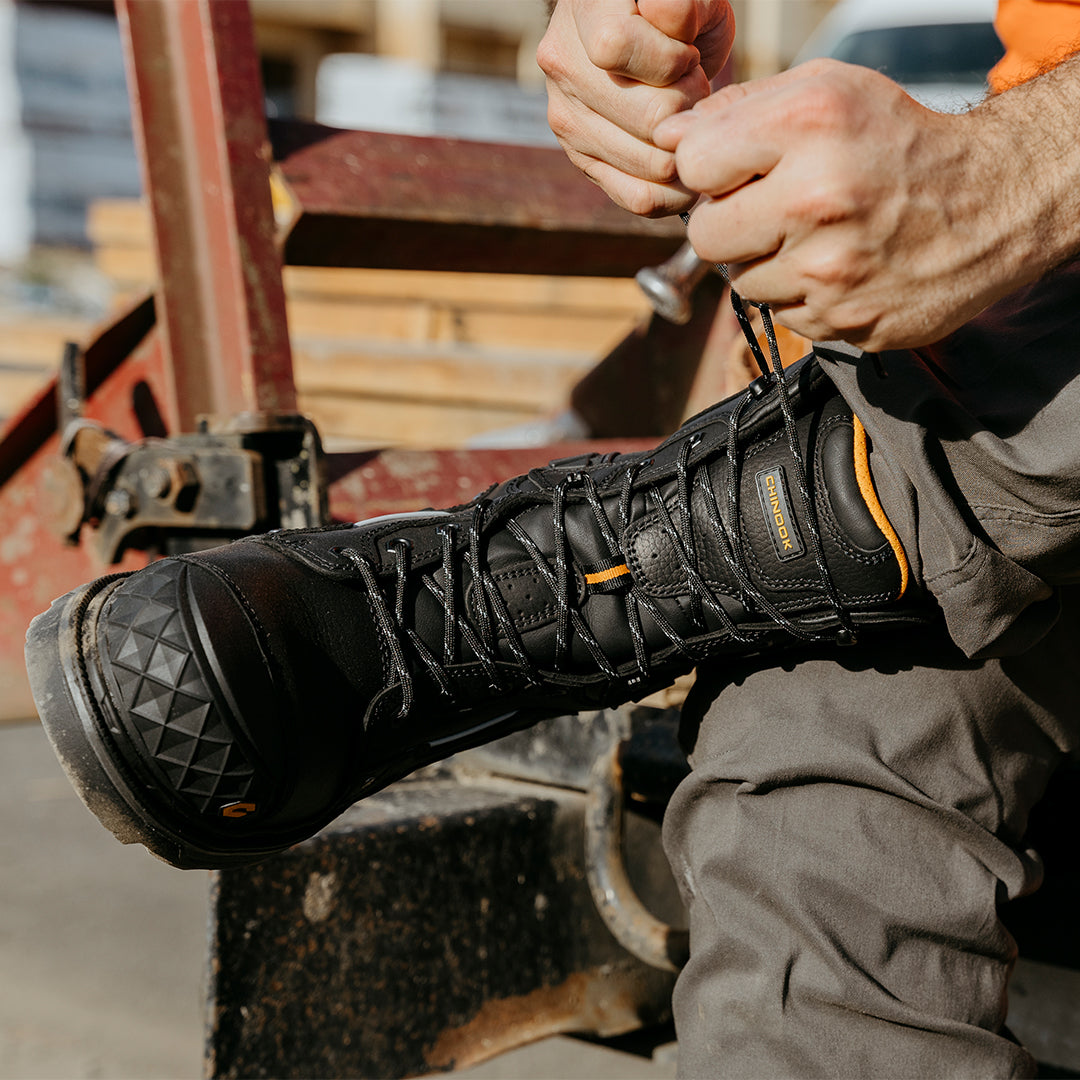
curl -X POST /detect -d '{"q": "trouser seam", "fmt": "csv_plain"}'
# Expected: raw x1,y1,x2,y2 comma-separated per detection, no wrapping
972,505,1080,525
924,536,986,596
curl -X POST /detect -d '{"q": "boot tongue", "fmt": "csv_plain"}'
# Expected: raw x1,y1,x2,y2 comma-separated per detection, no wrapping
462,501,596,639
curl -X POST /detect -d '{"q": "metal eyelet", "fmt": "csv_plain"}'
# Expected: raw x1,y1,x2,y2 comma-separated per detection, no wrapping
748,374,773,399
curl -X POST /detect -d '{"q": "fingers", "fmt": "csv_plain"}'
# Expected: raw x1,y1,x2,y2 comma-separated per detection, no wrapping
546,58,711,150
643,57,1003,351
660,62,896,267
545,67,707,215
539,0,735,217
566,0,735,85
653,68,820,187
686,187,786,266
656,62,909,341
564,150,698,218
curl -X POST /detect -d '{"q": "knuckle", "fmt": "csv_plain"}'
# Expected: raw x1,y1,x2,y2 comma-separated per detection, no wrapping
546,98,576,142
647,147,680,186
709,81,753,108
786,71,858,133
535,34,562,80
622,186,670,218
641,87,689,137
799,86,849,130
789,181,856,229
798,56,840,80
584,22,633,73
605,171,682,218
807,291,877,338
807,249,863,290
673,140,709,191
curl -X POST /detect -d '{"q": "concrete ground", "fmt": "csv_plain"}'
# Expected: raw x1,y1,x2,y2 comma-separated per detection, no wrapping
0,720,675,1080
1,720,207,1079
1,718,1076,1080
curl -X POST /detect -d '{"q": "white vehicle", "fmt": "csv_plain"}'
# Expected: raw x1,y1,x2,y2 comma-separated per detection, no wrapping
794,0,1004,112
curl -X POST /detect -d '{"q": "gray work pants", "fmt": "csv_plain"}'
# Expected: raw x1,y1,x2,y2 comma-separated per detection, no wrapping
664,261,1080,1078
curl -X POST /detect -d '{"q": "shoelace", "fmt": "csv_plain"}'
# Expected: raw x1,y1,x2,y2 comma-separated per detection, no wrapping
340,248,856,719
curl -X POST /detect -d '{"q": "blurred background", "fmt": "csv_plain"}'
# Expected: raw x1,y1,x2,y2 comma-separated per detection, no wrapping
0,0,1003,445
0,0,859,451
7,3,1069,1080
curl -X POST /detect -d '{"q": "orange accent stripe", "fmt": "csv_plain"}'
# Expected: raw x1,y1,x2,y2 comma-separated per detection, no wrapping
585,564,630,585
852,416,910,600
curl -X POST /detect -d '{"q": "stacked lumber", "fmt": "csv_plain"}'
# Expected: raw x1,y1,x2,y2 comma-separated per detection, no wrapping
88,199,652,448
0,311,92,429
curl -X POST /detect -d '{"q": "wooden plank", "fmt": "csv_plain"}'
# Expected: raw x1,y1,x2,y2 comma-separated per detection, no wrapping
89,200,652,314
286,298,440,344
0,318,93,365
82,191,668,447
282,266,648,314
93,245,156,288
92,246,645,353
92,243,650,317
0,314,93,425
425,306,636,354
297,392,548,448
87,198,151,247
287,300,637,354
293,343,591,410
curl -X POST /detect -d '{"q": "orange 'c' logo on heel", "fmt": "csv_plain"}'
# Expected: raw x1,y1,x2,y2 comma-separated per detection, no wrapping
221,802,257,818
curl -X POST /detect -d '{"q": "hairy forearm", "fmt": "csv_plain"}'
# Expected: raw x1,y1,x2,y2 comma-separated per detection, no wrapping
971,52,1080,293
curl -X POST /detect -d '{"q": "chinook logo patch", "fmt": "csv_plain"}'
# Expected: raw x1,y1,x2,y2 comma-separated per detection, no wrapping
755,467,805,561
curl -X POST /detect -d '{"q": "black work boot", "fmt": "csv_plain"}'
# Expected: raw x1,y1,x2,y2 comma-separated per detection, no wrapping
26,353,929,868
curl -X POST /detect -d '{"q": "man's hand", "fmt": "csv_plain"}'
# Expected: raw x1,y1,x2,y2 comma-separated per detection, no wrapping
653,58,1080,352
537,0,734,217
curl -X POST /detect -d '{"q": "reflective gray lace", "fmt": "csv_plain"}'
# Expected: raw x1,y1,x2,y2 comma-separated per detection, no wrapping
339,249,856,719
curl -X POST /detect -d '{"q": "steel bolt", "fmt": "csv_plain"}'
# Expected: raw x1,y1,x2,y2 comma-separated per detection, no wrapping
104,489,134,518
635,240,712,325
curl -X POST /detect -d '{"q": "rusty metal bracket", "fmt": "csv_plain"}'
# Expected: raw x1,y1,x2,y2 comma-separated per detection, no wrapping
41,386,324,565
585,740,690,973
38,340,325,563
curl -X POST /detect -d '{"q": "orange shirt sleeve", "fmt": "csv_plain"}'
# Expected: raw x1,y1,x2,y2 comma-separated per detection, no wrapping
990,0,1080,91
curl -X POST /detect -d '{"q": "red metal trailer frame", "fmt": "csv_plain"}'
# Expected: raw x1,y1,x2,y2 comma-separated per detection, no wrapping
0,0,700,723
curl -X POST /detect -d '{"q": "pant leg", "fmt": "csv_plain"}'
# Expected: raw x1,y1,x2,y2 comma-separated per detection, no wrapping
818,258,1080,659
663,589,1080,1079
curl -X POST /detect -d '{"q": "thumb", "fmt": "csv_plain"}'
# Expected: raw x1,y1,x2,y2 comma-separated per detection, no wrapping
652,65,813,149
